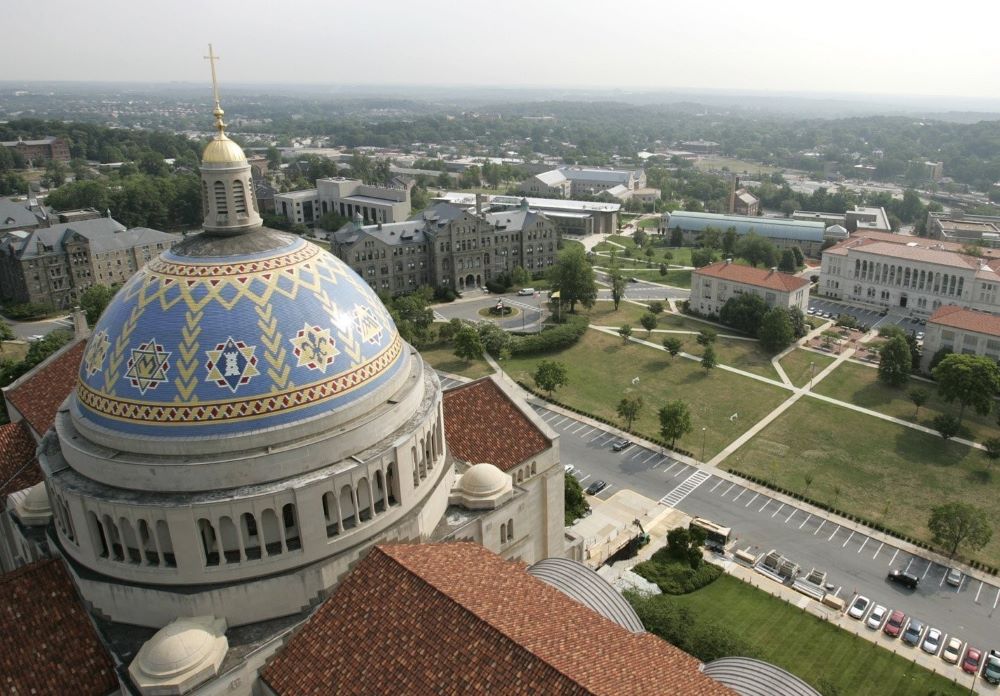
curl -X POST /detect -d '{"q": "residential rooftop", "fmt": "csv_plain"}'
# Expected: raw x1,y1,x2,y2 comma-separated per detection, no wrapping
694,260,810,293
928,305,1000,337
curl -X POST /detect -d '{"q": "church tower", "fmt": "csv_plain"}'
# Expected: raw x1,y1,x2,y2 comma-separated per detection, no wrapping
199,45,262,234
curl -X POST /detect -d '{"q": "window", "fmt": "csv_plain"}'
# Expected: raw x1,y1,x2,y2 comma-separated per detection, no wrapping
214,181,228,215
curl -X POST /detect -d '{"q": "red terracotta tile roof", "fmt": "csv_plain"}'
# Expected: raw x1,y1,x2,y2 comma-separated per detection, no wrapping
4,339,85,437
694,261,809,292
929,305,1000,337
0,558,117,696
0,421,41,499
262,542,734,696
442,377,551,472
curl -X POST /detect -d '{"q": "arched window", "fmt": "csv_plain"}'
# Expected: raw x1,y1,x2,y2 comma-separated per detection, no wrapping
248,177,260,213
373,470,387,513
357,478,373,522
156,520,176,567
507,519,514,541
88,511,108,558
261,509,281,556
500,524,507,544
137,519,155,565
219,516,239,563
241,512,260,560
386,462,398,506
214,181,228,215
282,504,300,551
531,462,537,476
340,485,357,530
323,491,340,537
198,518,218,566
103,514,123,562
233,179,248,214
202,180,209,218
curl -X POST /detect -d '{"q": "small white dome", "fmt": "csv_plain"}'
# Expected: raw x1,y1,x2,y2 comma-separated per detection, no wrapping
460,463,509,496
21,482,51,514
130,616,228,695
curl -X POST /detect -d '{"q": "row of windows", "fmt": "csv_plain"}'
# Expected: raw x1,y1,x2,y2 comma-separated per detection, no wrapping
854,259,965,297
87,512,177,568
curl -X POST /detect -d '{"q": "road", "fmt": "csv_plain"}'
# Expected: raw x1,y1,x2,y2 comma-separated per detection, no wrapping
433,292,549,332
808,296,925,335
2,314,73,340
537,403,1000,659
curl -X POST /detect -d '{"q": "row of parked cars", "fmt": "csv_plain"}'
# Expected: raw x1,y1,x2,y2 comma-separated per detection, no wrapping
846,580,1000,683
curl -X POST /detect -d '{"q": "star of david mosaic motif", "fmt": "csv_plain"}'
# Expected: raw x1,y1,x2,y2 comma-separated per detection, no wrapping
83,329,110,377
290,324,339,373
204,337,260,393
124,339,171,395
352,304,384,345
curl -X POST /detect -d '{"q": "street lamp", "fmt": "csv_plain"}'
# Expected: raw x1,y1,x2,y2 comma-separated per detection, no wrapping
700,427,707,463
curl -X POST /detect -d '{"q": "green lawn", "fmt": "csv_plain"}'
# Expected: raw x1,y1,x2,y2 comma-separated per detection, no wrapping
502,328,788,458
584,301,661,327
632,575,968,696
420,343,494,380
0,341,28,362
779,348,836,387
618,268,692,288
814,361,1000,445
638,217,660,229
693,155,779,175
729,398,1000,565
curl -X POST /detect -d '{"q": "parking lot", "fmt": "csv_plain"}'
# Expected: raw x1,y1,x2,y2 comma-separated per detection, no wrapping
808,297,924,336
534,403,1000,659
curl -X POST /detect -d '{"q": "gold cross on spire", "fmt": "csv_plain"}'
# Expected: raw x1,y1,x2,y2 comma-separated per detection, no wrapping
204,44,226,134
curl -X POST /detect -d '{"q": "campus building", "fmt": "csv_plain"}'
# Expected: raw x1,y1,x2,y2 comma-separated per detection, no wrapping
927,211,1000,247
659,211,830,256
519,166,646,198
0,217,179,308
330,198,559,293
435,190,619,236
274,176,411,226
691,259,810,317
819,232,1000,317
920,305,1000,372
1,136,71,164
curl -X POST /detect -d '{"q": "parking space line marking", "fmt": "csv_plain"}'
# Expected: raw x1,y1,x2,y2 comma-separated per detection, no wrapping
841,530,854,547
833,586,842,598
785,509,796,524
872,542,883,560
759,499,770,513
903,558,913,574
814,520,826,536
857,537,868,554
664,462,679,475
733,488,746,502
922,562,932,580
722,483,735,497
939,571,947,587
799,513,811,530
541,411,558,421
572,423,588,434
578,474,591,483
673,466,690,478
553,416,568,427
745,492,759,508
710,480,723,493
640,452,658,465
600,484,614,496
993,589,999,609
888,549,899,566
771,503,784,519
828,525,839,542
628,449,644,460
957,575,966,594
578,427,594,437
975,581,983,603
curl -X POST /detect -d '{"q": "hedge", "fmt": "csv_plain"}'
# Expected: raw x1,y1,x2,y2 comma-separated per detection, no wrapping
509,314,588,355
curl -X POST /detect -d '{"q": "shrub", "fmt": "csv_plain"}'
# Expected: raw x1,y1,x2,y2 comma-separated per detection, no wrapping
633,556,722,595
509,315,588,355
3,302,55,320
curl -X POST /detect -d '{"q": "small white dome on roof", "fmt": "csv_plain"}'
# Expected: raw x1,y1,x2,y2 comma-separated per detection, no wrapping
129,616,228,695
460,463,508,496
21,482,51,515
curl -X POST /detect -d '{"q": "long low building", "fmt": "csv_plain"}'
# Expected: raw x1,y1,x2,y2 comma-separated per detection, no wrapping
692,259,810,317
434,191,619,236
820,232,1000,317
659,211,829,255
920,305,1000,371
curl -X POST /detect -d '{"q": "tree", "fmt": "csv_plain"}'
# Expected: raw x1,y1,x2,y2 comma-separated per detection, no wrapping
609,271,625,311
79,284,115,326
548,245,597,313
387,289,435,347
564,474,589,525
618,324,633,344
659,400,693,448
778,249,797,273
758,308,794,353
640,312,657,336
721,228,738,256
616,395,643,430
735,232,777,268
266,146,282,170
317,211,349,232
0,319,13,353
908,387,930,417
982,437,1000,471
690,247,715,268
701,344,717,370
648,301,664,315
791,246,805,267
511,265,530,286
669,226,683,246
452,326,484,363
928,502,993,559
933,354,1000,424
696,329,717,347
662,336,683,357
477,322,512,357
933,413,961,440
437,317,463,343
719,293,768,335
534,360,568,396
658,263,668,277
877,334,911,387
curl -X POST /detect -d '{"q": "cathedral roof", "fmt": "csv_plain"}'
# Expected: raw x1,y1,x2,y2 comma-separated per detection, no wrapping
261,542,734,696
5,339,87,438
0,420,40,499
72,231,407,443
0,558,118,696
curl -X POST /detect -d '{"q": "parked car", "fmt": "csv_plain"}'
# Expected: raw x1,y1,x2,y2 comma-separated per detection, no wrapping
847,595,871,620
887,569,919,589
945,567,963,587
611,439,632,452
517,287,535,296
902,618,925,646
883,610,906,638
807,308,816,315
564,465,575,475
984,650,1000,685
916,331,925,341
942,636,963,664
921,627,942,655
866,604,888,630
963,647,983,674
585,480,607,496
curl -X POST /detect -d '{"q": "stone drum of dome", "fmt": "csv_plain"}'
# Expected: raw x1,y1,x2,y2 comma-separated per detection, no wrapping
74,234,406,439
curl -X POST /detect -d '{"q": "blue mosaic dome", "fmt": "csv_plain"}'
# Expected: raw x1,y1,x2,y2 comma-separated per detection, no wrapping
75,234,407,439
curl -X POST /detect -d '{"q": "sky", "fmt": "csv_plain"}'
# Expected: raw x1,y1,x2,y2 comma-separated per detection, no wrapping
3,0,999,101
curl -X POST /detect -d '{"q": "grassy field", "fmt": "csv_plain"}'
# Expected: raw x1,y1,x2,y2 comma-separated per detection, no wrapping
729,398,1000,565
584,301,662,327
502,328,788,458
595,268,692,287
779,348,836,387
694,156,779,175
637,217,660,229
420,342,494,380
633,575,968,696
0,342,28,362
814,361,1000,444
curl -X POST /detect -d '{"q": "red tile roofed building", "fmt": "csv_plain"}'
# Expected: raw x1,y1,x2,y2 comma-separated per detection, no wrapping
3,338,86,438
261,542,735,696
692,260,810,317
921,305,1000,371
0,420,40,499
0,558,118,695
443,376,551,473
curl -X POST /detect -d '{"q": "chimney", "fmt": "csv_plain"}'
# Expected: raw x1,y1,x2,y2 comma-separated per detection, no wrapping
71,306,90,339
475,193,483,216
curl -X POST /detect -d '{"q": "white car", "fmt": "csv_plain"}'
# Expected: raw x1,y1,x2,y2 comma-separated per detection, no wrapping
945,567,963,587
921,627,942,655
847,595,871,620
942,636,963,664
564,465,575,475
866,603,888,630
